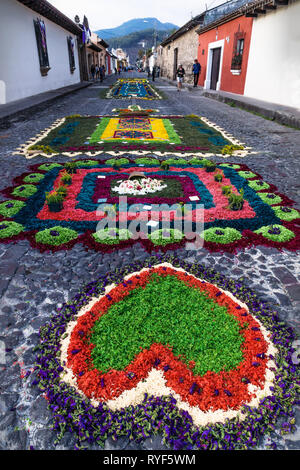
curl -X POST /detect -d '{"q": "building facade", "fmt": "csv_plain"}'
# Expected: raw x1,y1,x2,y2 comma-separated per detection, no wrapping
86,32,109,78
0,0,82,104
196,0,300,108
197,14,253,94
156,14,205,85
111,48,130,70
244,0,300,109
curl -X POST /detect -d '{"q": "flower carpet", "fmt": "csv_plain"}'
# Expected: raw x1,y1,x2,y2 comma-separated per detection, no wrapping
33,254,300,450
0,159,299,253
16,113,247,159
104,78,162,100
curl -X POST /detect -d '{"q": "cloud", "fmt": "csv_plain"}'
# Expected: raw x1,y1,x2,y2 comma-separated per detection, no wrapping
48,0,221,30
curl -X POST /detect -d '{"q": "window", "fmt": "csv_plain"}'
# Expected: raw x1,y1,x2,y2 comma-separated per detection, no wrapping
33,18,50,76
67,36,76,73
231,32,245,70
237,38,244,56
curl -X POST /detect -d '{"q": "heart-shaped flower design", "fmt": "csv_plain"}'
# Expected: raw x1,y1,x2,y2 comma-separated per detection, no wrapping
61,264,276,426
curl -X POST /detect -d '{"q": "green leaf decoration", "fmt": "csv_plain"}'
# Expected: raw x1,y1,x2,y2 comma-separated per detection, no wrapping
90,273,244,375
0,221,24,238
35,226,78,246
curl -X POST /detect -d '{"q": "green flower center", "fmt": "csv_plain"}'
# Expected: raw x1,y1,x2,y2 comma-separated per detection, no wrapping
89,274,245,376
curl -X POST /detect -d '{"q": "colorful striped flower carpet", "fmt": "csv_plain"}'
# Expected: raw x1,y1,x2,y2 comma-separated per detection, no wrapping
0,159,299,253
15,113,247,158
104,78,162,100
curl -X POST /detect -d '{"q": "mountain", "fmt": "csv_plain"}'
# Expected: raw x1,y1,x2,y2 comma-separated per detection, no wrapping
95,17,178,40
107,28,174,65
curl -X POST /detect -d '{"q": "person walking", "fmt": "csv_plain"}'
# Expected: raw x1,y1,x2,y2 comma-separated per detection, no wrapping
176,64,185,91
192,59,201,87
95,64,99,81
90,63,96,81
99,65,104,82
151,65,156,82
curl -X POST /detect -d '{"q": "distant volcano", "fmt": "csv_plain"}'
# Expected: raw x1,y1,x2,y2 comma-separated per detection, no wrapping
95,17,178,40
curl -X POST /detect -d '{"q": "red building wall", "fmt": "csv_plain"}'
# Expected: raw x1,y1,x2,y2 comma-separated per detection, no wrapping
197,16,253,95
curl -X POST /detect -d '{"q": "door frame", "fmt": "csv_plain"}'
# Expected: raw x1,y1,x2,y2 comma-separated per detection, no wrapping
204,39,225,91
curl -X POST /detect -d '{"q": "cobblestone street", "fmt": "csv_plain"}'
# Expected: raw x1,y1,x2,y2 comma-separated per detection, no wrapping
0,71,299,451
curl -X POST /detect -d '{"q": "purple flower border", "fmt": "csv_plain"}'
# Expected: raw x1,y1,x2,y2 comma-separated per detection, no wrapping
32,254,300,450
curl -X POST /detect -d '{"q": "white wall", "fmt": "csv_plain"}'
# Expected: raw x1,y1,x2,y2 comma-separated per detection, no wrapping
244,0,300,110
0,0,81,104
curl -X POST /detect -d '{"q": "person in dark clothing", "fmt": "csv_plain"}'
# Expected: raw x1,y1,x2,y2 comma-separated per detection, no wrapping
192,59,201,87
176,64,185,91
90,63,96,81
151,65,156,81
99,65,104,82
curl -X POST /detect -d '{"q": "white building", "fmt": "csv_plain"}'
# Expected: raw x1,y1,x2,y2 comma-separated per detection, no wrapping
244,0,300,110
0,0,83,104
111,48,130,69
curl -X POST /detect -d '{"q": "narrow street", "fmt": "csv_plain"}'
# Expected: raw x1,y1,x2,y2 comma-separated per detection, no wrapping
0,71,299,451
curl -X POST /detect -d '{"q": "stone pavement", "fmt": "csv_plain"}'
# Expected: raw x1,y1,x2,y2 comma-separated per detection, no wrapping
0,71,299,450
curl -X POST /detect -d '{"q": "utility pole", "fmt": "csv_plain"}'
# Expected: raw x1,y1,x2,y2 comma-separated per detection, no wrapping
153,19,157,48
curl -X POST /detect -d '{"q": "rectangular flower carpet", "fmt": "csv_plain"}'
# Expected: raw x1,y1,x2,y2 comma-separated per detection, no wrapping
15,114,246,158
0,159,299,253
102,78,163,100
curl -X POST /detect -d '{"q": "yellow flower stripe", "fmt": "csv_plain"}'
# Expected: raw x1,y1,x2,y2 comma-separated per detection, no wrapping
100,118,170,142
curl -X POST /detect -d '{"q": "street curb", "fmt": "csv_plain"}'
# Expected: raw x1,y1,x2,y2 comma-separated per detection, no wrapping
0,81,93,128
202,91,300,130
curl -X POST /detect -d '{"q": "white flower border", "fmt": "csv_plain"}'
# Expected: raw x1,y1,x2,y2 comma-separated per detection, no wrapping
59,262,277,428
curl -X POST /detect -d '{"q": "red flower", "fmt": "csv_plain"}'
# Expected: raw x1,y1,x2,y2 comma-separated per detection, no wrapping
66,267,269,410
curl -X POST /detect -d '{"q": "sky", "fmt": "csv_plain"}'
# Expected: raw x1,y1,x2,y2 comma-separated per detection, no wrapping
49,0,225,31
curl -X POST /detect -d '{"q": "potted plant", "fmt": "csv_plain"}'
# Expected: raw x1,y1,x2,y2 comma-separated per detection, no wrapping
222,185,232,196
160,161,170,171
228,189,244,211
45,190,64,212
64,161,77,174
214,172,223,182
231,53,243,70
204,161,217,173
61,171,72,185
56,185,68,198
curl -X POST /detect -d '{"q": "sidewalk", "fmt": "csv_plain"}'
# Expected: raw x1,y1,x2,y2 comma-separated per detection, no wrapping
157,76,300,129
0,81,92,127
202,89,300,130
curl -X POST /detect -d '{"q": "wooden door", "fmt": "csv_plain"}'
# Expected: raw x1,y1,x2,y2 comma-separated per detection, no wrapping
173,48,178,80
210,47,221,90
